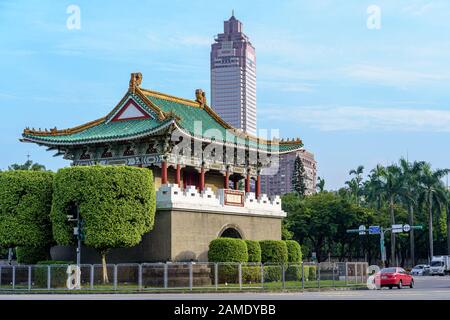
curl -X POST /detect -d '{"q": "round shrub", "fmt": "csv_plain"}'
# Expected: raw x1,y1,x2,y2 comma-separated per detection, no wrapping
16,245,51,264
34,260,73,288
259,240,288,264
263,265,283,282
0,171,54,249
244,240,261,263
242,265,262,283
285,240,302,263
208,238,248,262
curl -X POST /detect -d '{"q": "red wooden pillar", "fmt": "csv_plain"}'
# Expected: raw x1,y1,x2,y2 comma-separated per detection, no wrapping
199,166,205,192
224,171,229,189
245,173,250,193
256,174,261,199
233,177,239,190
175,164,181,187
161,161,168,184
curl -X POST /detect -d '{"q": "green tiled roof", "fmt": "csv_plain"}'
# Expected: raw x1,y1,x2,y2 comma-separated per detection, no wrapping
23,118,172,145
146,95,301,152
22,89,303,153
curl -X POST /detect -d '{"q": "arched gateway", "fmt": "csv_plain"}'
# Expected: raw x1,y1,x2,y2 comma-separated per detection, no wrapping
21,73,302,263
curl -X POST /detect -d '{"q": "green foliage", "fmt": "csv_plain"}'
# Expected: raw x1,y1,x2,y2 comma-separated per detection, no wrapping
302,265,317,281
285,240,302,263
263,265,283,282
259,240,288,264
8,160,47,171
34,260,73,288
50,166,156,252
208,238,248,262
16,245,51,264
0,170,54,249
242,265,261,283
291,156,306,196
244,240,261,263
283,192,377,262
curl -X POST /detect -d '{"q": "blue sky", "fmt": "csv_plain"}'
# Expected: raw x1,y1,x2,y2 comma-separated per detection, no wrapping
1,0,449,189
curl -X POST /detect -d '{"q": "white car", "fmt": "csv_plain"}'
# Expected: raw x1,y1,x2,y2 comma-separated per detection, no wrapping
411,264,430,276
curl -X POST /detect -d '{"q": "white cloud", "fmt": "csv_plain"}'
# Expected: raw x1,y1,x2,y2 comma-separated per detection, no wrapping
343,64,448,88
402,1,448,16
260,105,450,132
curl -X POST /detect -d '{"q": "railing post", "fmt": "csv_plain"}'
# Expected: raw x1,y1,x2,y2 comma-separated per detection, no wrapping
214,263,218,291
113,264,118,291
164,263,168,289
138,264,143,291
318,263,321,290
189,262,193,291
90,264,94,290
238,263,242,290
12,266,16,290
47,265,51,290
345,262,348,286
28,266,32,291
332,262,335,288
301,262,305,291
282,264,285,290
0,266,2,289
261,263,264,290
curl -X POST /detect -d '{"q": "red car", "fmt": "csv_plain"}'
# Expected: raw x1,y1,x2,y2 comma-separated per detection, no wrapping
375,267,414,289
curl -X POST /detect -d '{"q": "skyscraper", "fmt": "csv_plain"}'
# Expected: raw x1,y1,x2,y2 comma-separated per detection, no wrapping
211,13,257,136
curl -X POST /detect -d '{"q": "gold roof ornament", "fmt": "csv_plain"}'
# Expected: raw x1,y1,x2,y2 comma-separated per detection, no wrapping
195,89,207,107
129,72,143,93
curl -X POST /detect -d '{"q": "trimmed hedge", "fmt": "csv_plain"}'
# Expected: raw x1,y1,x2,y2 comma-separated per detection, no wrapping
208,238,248,263
51,166,156,253
16,245,51,264
285,240,302,263
259,240,288,264
0,171,54,249
34,260,73,288
244,240,261,263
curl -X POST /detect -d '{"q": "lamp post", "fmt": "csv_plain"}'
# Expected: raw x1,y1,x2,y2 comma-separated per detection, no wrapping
67,202,83,288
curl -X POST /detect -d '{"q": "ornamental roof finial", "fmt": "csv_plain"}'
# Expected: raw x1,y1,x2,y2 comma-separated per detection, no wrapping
129,72,143,93
195,89,207,107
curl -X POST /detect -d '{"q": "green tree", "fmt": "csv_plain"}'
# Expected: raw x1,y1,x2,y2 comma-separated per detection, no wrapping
316,177,325,193
347,165,364,205
0,171,54,264
379,164,405,266
291,156,306,196
8,160,47,171
399,158,425,265
364,164,386,211
51,166,156,283
417,163,449,260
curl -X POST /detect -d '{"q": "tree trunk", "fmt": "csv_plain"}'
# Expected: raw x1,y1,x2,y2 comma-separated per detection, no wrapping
101,252,109,284
390,196,396,266
429,192,434,261
409,203,415,267
7,248,13,265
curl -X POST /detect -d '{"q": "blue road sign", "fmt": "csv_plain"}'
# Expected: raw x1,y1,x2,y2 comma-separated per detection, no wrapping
369,226,381,235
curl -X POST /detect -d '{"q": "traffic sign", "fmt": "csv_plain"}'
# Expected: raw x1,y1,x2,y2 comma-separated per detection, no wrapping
369,226,381,235
403,224,411,232
359,225,366,235
392,224,403,233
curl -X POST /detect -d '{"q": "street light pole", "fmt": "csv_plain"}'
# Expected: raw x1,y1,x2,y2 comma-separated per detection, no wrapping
76,204,81,269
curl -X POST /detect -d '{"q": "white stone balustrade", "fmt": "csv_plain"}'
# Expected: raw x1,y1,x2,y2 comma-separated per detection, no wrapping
156,184,286,218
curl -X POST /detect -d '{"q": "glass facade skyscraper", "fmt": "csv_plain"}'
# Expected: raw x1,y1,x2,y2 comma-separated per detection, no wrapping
211,14,257,136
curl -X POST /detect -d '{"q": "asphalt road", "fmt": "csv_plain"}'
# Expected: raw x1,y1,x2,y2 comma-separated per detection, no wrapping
1,276,450,300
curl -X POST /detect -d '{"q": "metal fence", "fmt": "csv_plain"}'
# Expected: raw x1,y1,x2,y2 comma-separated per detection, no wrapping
0,262,368,292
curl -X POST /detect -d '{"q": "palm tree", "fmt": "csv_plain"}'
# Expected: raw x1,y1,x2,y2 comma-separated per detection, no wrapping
379,164,405,266
347,165,364,205
316,177,325,193
399,158,425,266
418,163,449,260
364,164,386,211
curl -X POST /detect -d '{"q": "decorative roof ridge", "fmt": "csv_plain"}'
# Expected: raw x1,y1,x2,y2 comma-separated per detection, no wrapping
140,88,201,108
23,117,106,137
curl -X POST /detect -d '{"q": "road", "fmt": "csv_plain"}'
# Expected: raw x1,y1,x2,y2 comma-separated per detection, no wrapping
1,276,450,300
